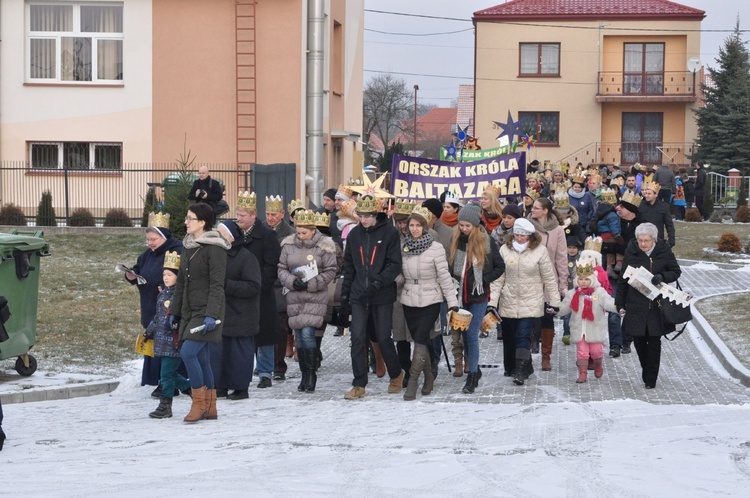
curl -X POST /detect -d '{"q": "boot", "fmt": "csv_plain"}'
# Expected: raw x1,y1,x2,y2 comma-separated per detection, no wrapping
513,349,531,385
541,328,555,371
403,346,427,401
183,386,207,423
421,356,435,396
463,355,469,375
286,334,294,358
149,396,173,419
461,372,478,394
388,370,405,394
0,428,4,451
297,348,308,392
452,355,464,378
205,389,218,420
293,339,299,362
593,358,604,379
576,359,588,383
371,341,386,378
588,357,595,370
304,349,317,392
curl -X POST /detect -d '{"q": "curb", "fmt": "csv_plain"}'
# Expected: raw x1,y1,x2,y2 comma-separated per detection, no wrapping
0,380,119,405
677,258,750,270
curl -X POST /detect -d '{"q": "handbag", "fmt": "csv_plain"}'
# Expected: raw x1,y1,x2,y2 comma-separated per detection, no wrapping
659,280,693,341
135,334,155,357
0,296,11,343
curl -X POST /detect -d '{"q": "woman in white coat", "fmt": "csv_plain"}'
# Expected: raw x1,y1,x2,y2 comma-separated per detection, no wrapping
400,208,459,400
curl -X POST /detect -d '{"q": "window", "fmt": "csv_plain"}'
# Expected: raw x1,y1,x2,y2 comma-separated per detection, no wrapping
27,2,123,83
518,112,559,145
621,113,663,164
623,43,664,95
29,142,122,170
519,43,560,76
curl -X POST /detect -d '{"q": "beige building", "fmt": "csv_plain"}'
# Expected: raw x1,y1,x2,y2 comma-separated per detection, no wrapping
473,0,704,169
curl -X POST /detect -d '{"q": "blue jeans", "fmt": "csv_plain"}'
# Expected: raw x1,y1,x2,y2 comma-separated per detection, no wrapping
180,340,214,389
608,312,623,348
562,315,571,337
462,301,487,374
256,344,274,379
295,326,317,350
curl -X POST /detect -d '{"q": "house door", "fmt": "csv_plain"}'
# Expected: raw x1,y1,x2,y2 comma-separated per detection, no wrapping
621,112,663,165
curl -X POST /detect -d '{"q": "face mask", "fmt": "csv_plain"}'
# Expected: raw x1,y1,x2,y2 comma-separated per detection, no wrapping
512,240,529,252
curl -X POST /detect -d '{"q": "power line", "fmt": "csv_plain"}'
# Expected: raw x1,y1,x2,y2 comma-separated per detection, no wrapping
364,68,601,87
364,27,473,37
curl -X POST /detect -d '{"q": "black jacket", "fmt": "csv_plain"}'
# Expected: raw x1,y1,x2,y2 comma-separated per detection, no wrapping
222,245,261,338
639,199,675,246
188,176,223,207
341,213,402,306
449,235,505,305
615,239,681,337
694,168,706,196
616,215,642,254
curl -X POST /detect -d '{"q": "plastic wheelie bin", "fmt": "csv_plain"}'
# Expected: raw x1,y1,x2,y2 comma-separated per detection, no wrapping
0,229,50,376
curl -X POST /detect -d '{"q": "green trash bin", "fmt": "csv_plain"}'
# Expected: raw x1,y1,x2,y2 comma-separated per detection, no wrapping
0,229,50,376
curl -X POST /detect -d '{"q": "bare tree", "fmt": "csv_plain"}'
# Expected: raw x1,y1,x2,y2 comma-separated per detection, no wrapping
364,74,412,153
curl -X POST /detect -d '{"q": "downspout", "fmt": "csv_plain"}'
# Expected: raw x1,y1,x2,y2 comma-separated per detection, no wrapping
305,0,324,206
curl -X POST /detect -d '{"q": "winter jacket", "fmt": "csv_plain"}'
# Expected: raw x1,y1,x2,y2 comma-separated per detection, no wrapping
278,231,338,330
188,176,223,207
489,236,561,318
694,168,706,196
128,236,183,328
400,240,459,309
615,238,682,337
653,166,676,193
638,199,675,246
145,286,180,358
341,213,403,306
568,189,595,231
265,219,295,313
592,203,621,237
490,222,514,249
558,286,617,344
560,208,585,245
222,245,261,338
433,219,456,260
617,216,642,254
449,234,505,305
529,216,568,297
173,230,230,343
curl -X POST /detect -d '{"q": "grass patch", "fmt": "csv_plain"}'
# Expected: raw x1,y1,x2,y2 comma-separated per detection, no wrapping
672,222,750,261
696,293,750,371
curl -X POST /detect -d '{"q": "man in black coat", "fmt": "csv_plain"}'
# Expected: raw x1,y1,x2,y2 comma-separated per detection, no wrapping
340,196,404,399
694,162,708,220
638,182,675,247
188,166,224,209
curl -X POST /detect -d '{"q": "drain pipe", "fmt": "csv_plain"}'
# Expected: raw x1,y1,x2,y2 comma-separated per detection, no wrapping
305,0,324,206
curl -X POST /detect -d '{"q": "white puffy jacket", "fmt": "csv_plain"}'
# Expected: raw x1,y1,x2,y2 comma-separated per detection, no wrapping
558,286,616,344
400,241,459,309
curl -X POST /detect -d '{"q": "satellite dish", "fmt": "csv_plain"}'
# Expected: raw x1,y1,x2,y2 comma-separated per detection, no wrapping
687,57,701,73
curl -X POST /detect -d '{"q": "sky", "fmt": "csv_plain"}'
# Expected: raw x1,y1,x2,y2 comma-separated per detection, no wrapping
364,0,750,107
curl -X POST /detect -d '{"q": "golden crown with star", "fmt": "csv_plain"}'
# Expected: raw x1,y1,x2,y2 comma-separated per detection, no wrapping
576,262,595,279
314,211,330,228
147,212,170,228
294,209,316,227
163,251,180,271
350,172,394,199
237,191,257,211
265,195,284,213
287,198,305,214
356,195,382,213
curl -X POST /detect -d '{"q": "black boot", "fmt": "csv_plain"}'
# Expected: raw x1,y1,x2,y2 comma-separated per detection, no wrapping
148,396,173,419
303,349,317,392
0,428,4,451
513,348,531,386
476,366,482,386
150,383,163,398
297,348,308,392
462,372,478,394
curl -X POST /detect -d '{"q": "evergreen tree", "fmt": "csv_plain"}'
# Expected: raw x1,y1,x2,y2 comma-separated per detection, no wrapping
163,139,197,239
693,21,750,173
35,189,57,226
378,141,405,172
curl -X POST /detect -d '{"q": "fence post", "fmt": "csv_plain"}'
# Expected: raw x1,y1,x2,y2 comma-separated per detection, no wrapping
64,166,70,224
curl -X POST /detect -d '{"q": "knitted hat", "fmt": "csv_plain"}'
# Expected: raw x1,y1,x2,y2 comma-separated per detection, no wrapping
513,218,535,235
457,203,482,227
422,198,444,220
323,188,337,201
218,220,241,243
566,235,582,248
501,204,522,219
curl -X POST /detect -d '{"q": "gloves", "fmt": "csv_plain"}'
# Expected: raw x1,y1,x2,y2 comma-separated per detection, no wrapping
339,299,351,320
449,306,460,314
545,306,559,316
363,280,382,298
651,274,664,285
619,308,626,318
669,240,676,248
202,316,217,335
292,278,308,291
143,331,154,341
168,315,180,330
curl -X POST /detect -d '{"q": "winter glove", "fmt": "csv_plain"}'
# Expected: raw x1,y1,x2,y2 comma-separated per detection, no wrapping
168,315,180,330
651,274,664,285
363,280,382,298
143,330,154,341
292,278,308,291
486,306,500,320
202,316,217,335
545,306,559,316
449,306,460,314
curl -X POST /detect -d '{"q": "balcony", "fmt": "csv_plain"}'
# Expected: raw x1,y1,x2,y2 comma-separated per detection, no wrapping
597,71,698,103
561,141,697,167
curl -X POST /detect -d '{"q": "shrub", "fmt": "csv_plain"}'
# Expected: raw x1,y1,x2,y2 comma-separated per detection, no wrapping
684,208,702,222
717,232,742,253
734,205,750,223
68,208,96,227
0,203,28,226
36,190,57,226
709,210,723,223
104,208,133,227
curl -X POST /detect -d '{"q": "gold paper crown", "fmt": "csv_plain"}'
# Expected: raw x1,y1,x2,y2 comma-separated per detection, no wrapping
393,198,418,216
356,195,381,213
294,209,316,227
643,181,661,193
632,162,643,171
588,173,602,183
600,188,618,205
163,250,180,271
525,188,540,202
620,190,643,208
314,211,330,228
484,184,501,197
336,184,354,200
553,192,570,209
410,206,433,225
571,174,586,185
148,212,170,228
237,191,257,211
576,262,595,279
550,181,569,194
584,236,603,253
288,198,305,214
340,199,358,220
264,195,283,213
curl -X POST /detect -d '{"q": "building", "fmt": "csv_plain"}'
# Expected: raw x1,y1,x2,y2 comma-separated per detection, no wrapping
0,0,363,220
473,0,705,169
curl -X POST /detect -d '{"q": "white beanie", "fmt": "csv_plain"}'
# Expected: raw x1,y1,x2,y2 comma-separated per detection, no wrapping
513,218,535,236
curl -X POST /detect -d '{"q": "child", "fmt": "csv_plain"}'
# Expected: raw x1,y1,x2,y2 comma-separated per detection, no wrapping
558,262,617,383
561,236,582,346
145,251,191,419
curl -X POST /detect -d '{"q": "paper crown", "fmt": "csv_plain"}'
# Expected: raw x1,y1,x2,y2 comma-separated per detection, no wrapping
600,188,618,205
336,184,354,200
525,188,540,201
620,190,643,208
265,195,283,213
571,174,586,185
588,173,602,183
410,206,433,225
576,262,595,279
444,191,464,207
314,211,330,228
340,199,359,220
643,181,661,193
484,184,501,198
584,236,603,253
287,198,305,214
356,195,381,213
237,191,257,211
553,192,570,209
294,209,316,227
393,198,418,216
148,212,170,228
550,181,570,195
632,162,643,171
163,250,180,271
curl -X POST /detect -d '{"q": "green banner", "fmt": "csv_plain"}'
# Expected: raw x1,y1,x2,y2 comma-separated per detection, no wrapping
439,144,518,162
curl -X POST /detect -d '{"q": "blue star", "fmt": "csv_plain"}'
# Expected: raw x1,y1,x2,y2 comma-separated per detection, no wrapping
493,111,526,144
453,124,471,146
443,141,458,159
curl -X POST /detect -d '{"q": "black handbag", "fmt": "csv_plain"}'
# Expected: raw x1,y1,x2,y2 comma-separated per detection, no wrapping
659,281,693,341
0,296,10,343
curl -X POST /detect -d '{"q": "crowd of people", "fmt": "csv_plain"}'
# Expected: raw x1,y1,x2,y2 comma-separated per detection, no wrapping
125,160,688,422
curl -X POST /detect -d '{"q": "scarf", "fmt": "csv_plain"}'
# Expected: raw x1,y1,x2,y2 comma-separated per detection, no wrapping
481,211,501,233
402,233,434,256
452,233,489,303
568,188,585,199
570,287,596,321
512,240,528,253
441,212,459,227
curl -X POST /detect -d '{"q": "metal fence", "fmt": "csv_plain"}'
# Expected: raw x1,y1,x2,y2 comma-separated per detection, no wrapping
706,171,750,209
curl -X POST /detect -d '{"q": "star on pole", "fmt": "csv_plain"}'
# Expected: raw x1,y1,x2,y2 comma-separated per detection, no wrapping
493,111,526,144
443,141,458,160
350,172,394,198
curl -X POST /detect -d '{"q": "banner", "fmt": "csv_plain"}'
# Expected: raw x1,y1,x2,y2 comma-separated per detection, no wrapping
391,153,526,200
439,144,517,162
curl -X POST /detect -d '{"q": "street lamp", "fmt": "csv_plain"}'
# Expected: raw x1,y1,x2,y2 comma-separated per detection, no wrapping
413,84,419,156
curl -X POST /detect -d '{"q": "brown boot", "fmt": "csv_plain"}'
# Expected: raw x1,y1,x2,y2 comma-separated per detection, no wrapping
453,355,463,378
205,388,218,420
183,386,207,423
594,358,604,379
403,346,427,401
541,328,555,371
371,341,386,378
293,339,299,362
450,330,463,377
463,354,470,374
285,334,294,358
576,359,588,383
388,369,405,394
421,346,435,395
